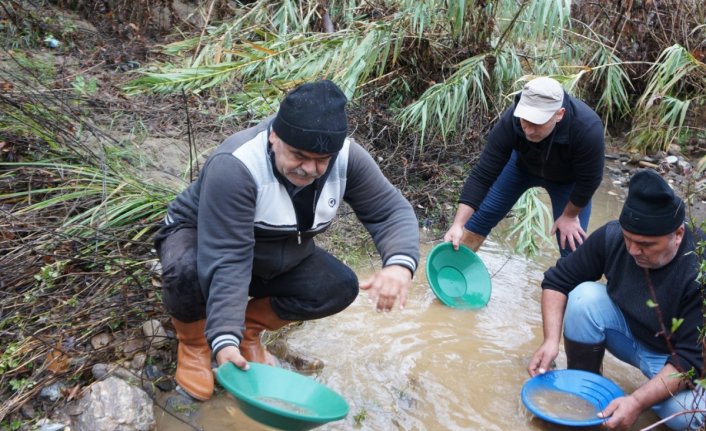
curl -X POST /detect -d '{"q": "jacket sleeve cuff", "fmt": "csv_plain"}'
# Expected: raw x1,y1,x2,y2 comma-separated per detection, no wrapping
211,334,240,357
384,255,417,276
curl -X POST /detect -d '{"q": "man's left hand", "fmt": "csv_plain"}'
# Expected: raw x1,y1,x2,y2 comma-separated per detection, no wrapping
551,214,586,252
359,265,413,312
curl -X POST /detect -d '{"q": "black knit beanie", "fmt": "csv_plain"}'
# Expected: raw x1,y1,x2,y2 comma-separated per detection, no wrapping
272,80,348,154
619,170,685,236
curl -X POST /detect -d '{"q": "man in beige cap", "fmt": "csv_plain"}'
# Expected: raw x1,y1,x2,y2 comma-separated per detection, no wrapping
444,76,604,256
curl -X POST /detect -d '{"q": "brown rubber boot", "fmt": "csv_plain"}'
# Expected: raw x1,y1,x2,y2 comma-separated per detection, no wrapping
461,228,486,252
171,318,214,401
240,297,292,366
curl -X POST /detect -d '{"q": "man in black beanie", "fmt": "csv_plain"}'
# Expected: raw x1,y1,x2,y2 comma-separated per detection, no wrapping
528,169,705,430
154,80,419,400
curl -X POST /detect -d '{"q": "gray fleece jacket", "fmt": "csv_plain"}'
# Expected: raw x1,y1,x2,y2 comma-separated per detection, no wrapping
162,118,420,352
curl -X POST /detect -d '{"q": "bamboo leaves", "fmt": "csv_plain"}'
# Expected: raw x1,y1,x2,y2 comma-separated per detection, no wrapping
589,47,632,124
630,45,706,153
506,188,553,257
1,161,174,241
398,53,489,150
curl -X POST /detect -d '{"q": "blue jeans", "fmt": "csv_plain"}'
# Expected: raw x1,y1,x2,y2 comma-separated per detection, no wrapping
564,281,706,430
465,151,591,257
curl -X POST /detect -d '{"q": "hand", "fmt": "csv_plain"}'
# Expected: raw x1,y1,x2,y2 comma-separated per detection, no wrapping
598,395,643,429
527,341,560,377
444,224,465,250
215,345,249,370
551,214,586,252
359,265,413,312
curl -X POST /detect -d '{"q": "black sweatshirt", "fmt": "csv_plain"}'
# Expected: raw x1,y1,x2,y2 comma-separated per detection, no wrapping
459,92,604,210
543,221,704,376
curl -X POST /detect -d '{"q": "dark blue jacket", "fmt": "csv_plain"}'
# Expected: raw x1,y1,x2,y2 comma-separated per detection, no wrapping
543,221,704,376
459,92,604,210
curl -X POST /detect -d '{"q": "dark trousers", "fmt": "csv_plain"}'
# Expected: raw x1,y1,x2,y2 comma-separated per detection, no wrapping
465,151,592,257
157,227,359,322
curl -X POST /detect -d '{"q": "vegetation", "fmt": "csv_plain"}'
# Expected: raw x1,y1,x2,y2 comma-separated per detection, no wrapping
119,0,705,251
0,0,705,428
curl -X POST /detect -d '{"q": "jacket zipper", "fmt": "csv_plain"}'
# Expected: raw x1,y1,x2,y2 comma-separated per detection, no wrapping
540,131,557,178
293,179,322,246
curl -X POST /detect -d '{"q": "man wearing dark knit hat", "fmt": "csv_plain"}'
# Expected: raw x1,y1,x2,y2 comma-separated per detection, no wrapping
154,80,419,401
528,169,705,430
444,76,605,257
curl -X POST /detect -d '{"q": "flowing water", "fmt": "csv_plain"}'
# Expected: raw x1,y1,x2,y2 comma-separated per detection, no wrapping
156,177,670,430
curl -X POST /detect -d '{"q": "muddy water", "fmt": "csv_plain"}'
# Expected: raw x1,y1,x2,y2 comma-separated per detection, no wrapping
156,177,669,430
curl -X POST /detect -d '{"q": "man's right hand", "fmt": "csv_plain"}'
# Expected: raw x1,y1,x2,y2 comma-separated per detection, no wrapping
215,345,249,370
443,224,465,250
527,341,560,377
444,204,475,250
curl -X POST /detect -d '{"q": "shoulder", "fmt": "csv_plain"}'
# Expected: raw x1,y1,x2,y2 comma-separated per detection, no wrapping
581,221,619,250
216,117,272,154
487,106,520,141
345,138,375,167
567,95,603,128
602,220,623,240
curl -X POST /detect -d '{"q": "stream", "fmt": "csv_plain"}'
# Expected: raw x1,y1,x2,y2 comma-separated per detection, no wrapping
156,175,669,431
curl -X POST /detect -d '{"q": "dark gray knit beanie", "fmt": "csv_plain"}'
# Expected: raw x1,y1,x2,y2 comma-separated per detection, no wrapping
272,80,348,154
619,169,685,236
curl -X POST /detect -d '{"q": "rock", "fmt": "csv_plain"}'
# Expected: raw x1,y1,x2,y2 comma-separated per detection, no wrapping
34,422,71,431
607,166,622,176
44,36,61,49
164,390,200,418
35,419,69,431
20,402,35,418
677,160,692,175
92,363,137,383
141,319,169,349
628,152,642,164
39,381,66,402
668,144,683,156
146,260,161,274
70,376,155,431
451,165,466,176
131,353,147,370
122,337,145,359
91,332,113,350
143,364,175,392
269,339,325,374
